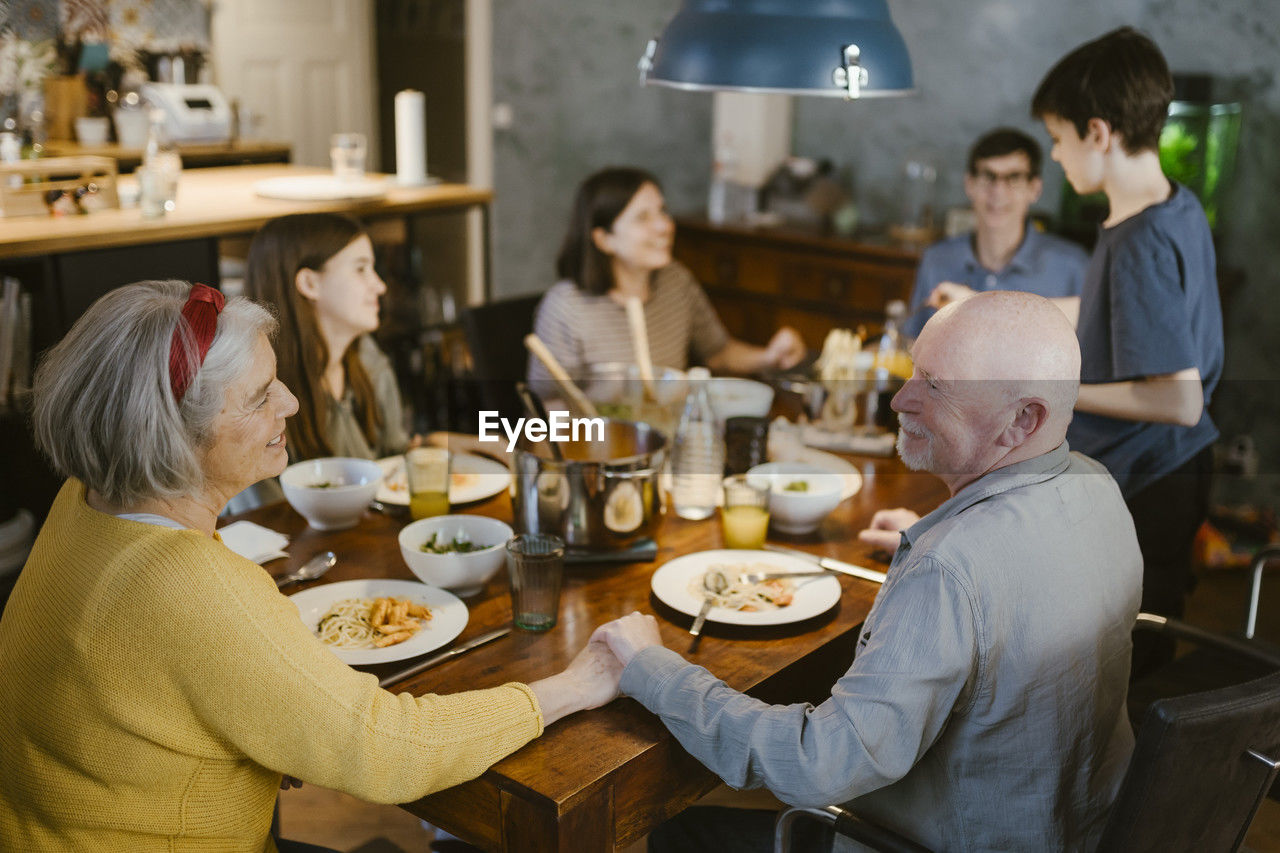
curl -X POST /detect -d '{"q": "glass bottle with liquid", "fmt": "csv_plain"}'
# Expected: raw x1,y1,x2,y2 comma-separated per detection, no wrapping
874,300,913,381
140,109,182,218
670,367,726,521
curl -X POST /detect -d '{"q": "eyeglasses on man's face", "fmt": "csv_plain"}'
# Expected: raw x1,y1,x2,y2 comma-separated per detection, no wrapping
971,169,1034,189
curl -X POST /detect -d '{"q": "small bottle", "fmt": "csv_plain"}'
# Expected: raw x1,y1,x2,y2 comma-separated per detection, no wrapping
140,108,182,217
707,145,735,224
874,300,912,380
671,367,727,521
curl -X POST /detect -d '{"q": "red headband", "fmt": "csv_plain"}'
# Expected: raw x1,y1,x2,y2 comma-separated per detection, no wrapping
168,283,226,403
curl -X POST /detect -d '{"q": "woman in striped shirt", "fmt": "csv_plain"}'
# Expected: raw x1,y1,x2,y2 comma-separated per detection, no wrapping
529,167,806,392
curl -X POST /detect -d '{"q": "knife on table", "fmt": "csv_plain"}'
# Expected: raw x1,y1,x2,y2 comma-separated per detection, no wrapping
378,627,511,688
762,544,887,585
687,595,714,653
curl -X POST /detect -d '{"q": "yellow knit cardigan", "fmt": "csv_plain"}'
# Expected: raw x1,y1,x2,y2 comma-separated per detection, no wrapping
0,480,543,851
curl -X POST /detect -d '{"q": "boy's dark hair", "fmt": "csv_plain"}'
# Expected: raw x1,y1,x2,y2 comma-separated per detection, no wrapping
556,166,662,296
1030,26,1173,154
967,128,1042,178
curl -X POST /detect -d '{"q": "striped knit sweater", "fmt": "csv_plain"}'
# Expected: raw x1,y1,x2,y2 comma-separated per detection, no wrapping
527,261,731,393
0,479,542,852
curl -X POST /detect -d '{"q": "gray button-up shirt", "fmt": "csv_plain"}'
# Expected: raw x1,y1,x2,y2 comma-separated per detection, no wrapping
620,443,1141,851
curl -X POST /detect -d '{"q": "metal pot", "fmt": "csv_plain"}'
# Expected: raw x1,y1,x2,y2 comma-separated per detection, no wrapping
512,419,666,551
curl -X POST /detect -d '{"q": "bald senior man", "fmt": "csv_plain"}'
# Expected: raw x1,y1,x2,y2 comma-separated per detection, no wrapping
595,292,1142,852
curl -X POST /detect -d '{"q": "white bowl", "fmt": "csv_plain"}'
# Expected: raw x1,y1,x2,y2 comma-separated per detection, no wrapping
706,377,774,421
746,462,845,535
399,515,513,596
280,457,383,531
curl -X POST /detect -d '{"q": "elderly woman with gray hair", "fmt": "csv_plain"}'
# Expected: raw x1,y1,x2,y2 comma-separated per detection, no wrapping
0,280,622,851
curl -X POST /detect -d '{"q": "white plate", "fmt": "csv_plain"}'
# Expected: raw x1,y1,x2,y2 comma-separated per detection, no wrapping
253,175,391,201
375,453,510,506
650,549,842,626
291,579,468,665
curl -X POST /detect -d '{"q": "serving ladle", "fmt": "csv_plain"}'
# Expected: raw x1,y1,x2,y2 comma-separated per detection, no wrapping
275,551,337,589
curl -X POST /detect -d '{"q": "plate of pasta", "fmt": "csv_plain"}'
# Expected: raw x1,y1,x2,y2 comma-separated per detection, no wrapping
650,550,842,626
290,579,468,665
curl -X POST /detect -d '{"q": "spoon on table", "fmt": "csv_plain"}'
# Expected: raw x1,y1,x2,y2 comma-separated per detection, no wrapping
276,551,337,589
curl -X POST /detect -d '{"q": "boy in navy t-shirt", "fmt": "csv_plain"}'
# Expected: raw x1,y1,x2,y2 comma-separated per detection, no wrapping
1031,27,1223,676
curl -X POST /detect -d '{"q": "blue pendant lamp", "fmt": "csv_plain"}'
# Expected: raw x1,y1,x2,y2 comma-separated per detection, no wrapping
639,0,914,99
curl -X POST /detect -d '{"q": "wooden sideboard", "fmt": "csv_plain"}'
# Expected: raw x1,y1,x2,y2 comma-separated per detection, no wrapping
673,217,924,346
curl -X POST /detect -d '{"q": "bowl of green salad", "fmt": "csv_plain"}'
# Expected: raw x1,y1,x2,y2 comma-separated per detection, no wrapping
398,515,513,596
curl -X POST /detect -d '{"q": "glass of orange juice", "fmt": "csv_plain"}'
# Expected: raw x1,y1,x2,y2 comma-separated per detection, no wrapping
721,475,770,550
406,447,451,520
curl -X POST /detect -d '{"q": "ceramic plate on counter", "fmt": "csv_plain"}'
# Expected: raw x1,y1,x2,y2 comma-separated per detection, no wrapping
253,175,391,201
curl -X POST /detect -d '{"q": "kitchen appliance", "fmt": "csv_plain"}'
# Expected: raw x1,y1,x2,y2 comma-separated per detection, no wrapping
512,419,666,552
139,82,232,143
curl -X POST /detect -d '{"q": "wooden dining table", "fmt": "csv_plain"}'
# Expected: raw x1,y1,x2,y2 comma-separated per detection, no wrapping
236,453,948,852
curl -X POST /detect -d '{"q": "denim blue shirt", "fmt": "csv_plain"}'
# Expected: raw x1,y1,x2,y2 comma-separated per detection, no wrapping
905,226,1089,337
620,443,1140,852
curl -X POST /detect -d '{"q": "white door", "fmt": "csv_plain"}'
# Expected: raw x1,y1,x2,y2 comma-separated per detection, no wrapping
210,0,378,169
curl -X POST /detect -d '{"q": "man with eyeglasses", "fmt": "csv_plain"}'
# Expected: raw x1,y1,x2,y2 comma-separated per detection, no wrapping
903,128,1088,337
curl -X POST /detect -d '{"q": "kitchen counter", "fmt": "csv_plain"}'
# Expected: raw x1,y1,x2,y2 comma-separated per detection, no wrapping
39,139,292,172
0,164,491,260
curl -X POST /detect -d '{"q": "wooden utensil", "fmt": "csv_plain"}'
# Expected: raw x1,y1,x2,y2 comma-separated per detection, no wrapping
515,382,564,461
624,296,658,403
523,334,600,419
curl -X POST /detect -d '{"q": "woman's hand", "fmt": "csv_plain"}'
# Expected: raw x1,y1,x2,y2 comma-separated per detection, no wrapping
595,611,664,668
764,326,807,370
527,632,624,725
857,507,920,552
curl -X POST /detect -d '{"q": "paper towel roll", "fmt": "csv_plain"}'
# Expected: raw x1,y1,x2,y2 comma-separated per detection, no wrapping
395,89,428,186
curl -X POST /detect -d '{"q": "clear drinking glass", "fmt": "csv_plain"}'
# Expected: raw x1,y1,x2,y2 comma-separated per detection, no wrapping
721,475,770,550
505,533,565,632
406,447,450,520
330,132,367,180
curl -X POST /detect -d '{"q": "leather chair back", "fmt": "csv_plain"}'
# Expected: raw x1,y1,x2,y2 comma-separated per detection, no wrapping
460,294,542,422
1097,669,1280,852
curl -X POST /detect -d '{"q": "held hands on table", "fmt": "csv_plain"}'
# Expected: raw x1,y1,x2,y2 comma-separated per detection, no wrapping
553,511,920,714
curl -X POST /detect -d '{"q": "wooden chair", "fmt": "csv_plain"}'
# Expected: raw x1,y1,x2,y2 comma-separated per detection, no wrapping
459,294,542,423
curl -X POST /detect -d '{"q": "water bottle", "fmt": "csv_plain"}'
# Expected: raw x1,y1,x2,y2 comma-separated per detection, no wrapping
140,109,182,218
671,367,726,521
707,146,735,225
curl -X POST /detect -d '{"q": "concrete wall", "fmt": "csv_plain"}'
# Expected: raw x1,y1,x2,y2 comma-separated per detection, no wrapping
491,0,1279,504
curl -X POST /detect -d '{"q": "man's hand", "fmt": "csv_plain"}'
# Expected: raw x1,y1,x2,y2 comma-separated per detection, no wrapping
857,508,920,552
528,633,624,725
926,282,977,310
596,611,665,668
764,326,808,370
